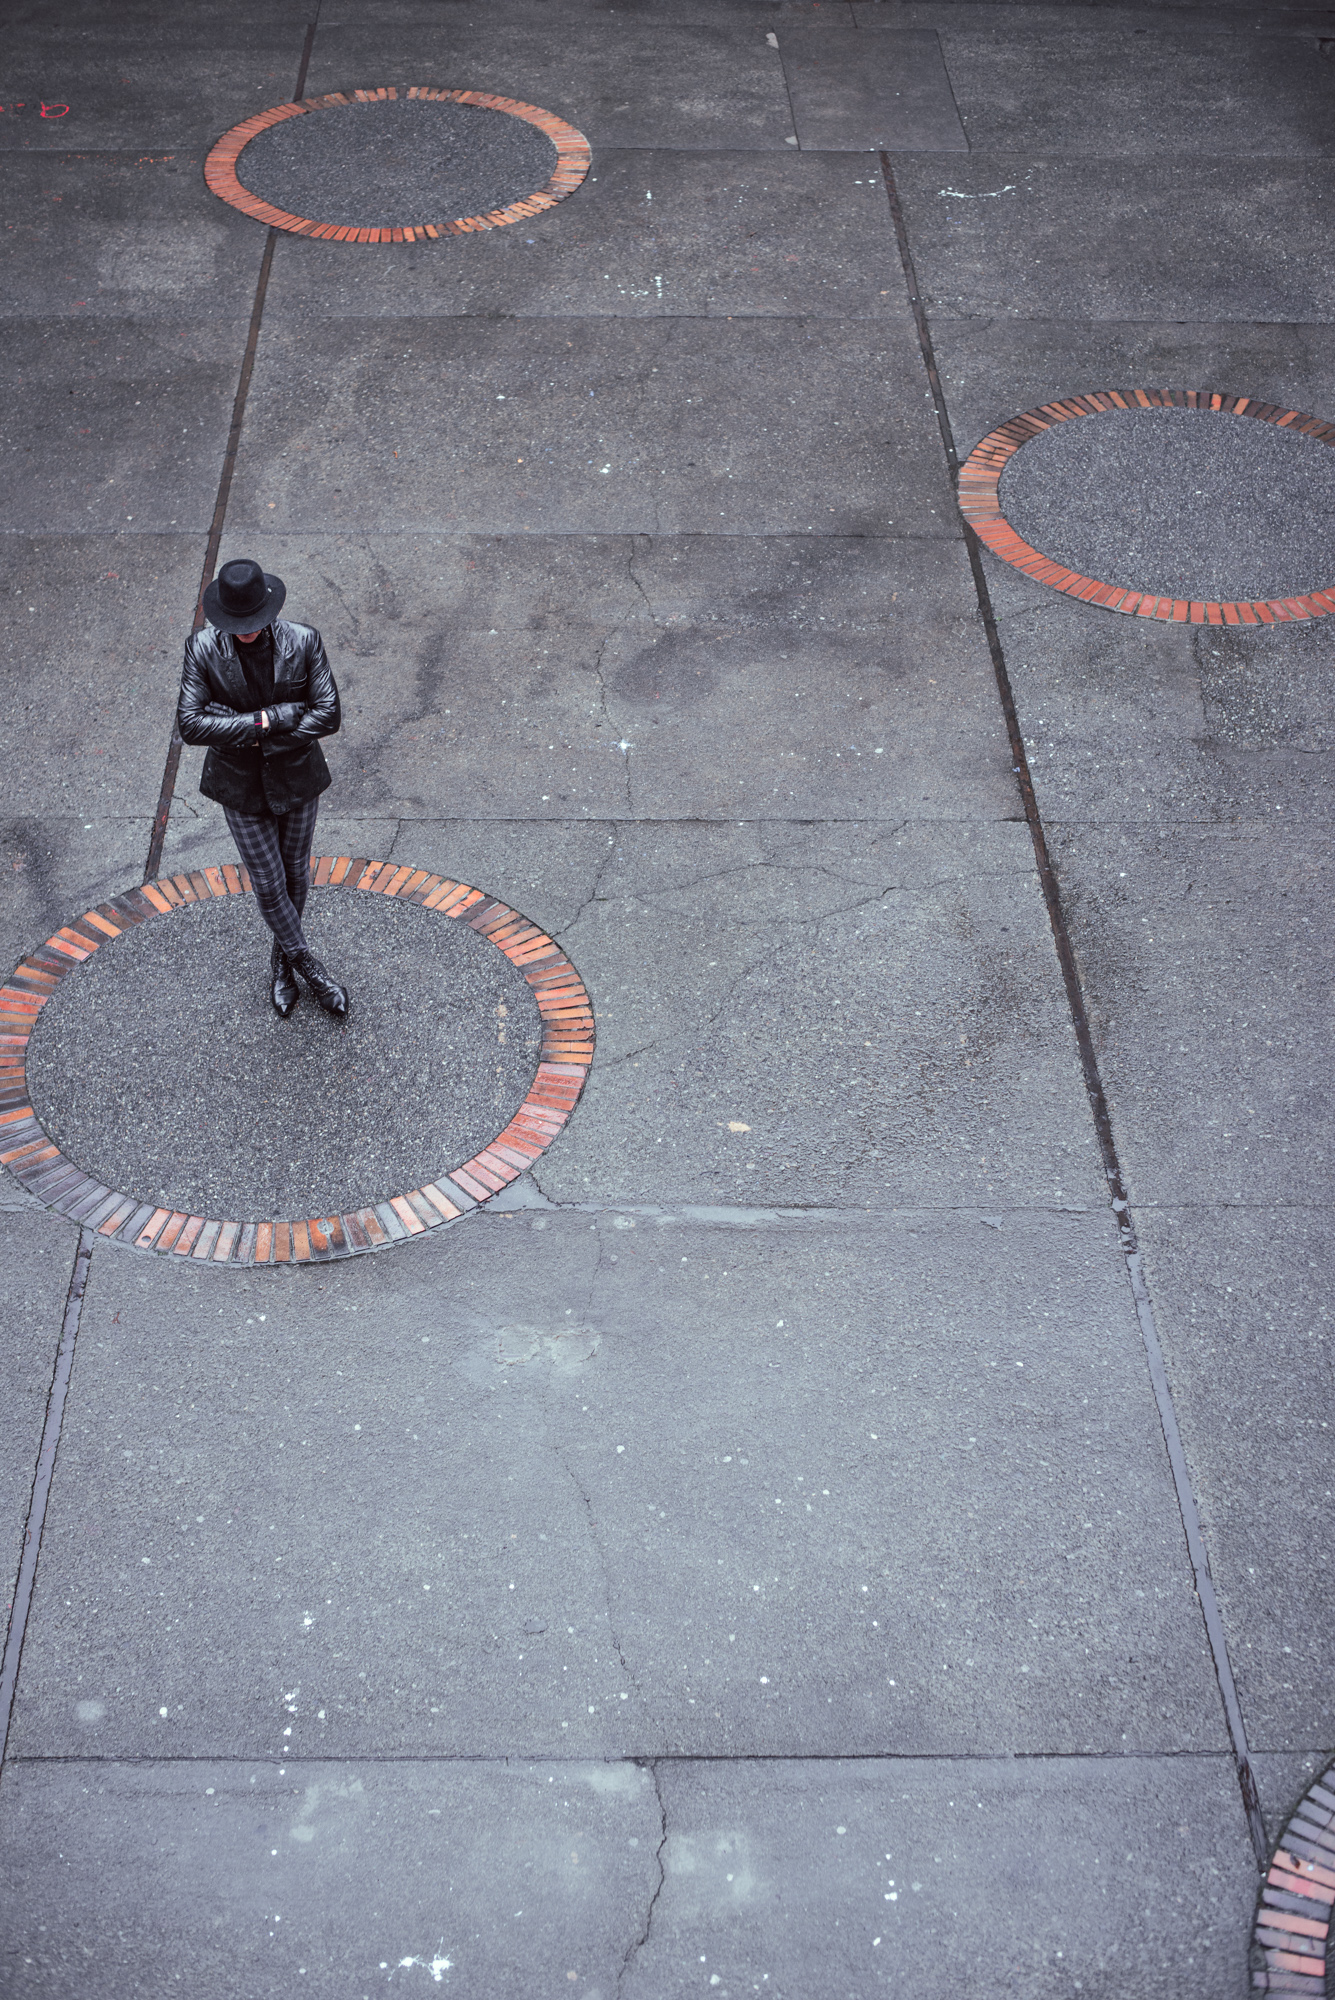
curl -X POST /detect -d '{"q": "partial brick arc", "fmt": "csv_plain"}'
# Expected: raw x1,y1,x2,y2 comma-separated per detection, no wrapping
1250,1761,1335,1992
0,863,594,1265
204,86,591,241
956,390,1335,625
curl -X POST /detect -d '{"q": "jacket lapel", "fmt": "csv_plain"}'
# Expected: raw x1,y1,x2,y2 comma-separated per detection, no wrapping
270,620,299,694
209,634,251,710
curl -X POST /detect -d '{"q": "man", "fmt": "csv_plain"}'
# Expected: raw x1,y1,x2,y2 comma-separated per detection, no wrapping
177,557,349,1018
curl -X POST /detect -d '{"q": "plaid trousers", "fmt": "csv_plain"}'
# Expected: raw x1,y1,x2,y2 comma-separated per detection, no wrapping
223,798,319,959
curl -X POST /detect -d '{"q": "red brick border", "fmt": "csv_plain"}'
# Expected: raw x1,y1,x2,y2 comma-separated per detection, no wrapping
0,860,594,1265
957,389,1335,626
204,85,591,242
1251,1761,1335,1991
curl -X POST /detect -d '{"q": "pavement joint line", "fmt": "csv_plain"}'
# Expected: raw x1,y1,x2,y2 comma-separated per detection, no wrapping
878,148,1270,1873
204,87,591,243
0,1748,1269,1767
144,14,319,885
1,864,593,1264
957,392,1335,625
0,1227,93,1778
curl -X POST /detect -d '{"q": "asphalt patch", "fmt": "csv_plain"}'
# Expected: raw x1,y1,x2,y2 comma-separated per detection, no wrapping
999,408,1335,603
26,890,543,1220
236,99,559,228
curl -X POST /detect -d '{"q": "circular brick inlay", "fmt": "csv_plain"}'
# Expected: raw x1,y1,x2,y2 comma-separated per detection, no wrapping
0,859,594,1265
958,390,1335,627
1250,1760,1335,1992
205,86,590,243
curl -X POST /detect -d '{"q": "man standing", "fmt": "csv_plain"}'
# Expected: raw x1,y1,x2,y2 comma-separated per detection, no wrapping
177,557,349,1018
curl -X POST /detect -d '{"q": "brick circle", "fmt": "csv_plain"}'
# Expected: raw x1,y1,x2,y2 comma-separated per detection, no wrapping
204,85,591,242
957,389,1335,627
0,859,594,1264
1250,1760,1335,1991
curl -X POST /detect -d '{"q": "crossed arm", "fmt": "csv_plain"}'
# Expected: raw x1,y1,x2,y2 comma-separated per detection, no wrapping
176,632,340,749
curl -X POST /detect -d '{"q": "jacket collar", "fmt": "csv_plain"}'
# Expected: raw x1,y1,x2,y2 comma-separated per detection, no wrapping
207,619,288,701
209,618,288,654
204,628,285,716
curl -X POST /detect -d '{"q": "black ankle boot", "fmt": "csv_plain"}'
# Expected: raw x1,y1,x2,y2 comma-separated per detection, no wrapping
269,937,299,1018
290,948,349,1018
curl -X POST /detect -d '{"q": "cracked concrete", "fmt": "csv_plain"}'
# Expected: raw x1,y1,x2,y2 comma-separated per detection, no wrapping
617,1758,669,1998
2,3,1326,1995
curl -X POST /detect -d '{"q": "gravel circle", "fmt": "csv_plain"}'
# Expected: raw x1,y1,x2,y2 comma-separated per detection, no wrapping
236,99,559,228
998,407,1335,602
26,890,543,1220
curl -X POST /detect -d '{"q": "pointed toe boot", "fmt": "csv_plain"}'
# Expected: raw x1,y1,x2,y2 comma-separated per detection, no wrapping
290,948,349,1018
269,937,300,1018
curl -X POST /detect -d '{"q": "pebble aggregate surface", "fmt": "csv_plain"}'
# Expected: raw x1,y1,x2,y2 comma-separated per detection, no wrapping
235,98,559,227
998,406,1335,602
25,890,543,1219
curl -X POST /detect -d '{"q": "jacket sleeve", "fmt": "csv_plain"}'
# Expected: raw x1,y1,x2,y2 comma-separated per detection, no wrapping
177,636,261,748
288,627,341,744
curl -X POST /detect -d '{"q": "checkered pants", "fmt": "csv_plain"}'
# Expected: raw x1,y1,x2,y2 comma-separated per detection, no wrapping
223,798,319,960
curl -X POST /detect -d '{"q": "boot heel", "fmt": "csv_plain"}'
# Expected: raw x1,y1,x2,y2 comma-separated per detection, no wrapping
269,938,299,1018
290,948,349,1018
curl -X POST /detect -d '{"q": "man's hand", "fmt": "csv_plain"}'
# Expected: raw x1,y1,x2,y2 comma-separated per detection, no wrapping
266,702,306,733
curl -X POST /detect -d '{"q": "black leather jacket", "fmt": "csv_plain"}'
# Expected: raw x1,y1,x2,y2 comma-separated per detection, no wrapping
177,619,340,814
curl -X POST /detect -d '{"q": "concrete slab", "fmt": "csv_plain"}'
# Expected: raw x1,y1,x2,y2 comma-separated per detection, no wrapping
0,1752,1257,1999
10,1205,1220,1762
0,538,206,819
0,23,312,154
992,588,1335,827
1048,823,1334,1208
1254,1752,1335,1849
0,1213,79,1626
261,148,904,322
0,817,151,989
635,1755,1256,2000
1137,1206,1335,1752
934,319,1335,470
522,818,1106,1210
0,320,248,533
900,10,1335,158
0,1757,662,1999
228,316,956,538
0,152,264,320
893,155,1335,325
176,534,1011,825
304,17,795,153
779,25,968,154
2,0,1318,1983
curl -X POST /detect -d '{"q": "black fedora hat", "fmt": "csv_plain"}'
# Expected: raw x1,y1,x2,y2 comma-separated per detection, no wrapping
202,558,286,634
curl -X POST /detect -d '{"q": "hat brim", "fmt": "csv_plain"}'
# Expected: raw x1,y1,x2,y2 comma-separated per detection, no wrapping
200,572,287,634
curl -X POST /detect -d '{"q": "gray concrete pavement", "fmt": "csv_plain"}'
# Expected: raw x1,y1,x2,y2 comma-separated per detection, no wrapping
3,3,1332,1995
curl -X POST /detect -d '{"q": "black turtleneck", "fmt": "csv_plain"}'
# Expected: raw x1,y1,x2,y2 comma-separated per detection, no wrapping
234,627,275,711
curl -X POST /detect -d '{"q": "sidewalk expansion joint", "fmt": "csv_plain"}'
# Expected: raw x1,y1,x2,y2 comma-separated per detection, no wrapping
145,14,319,883
878,147,1269,1872
0,1227,93,1775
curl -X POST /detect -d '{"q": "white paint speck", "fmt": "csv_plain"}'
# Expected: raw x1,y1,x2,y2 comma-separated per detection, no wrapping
398,1952,453,1982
